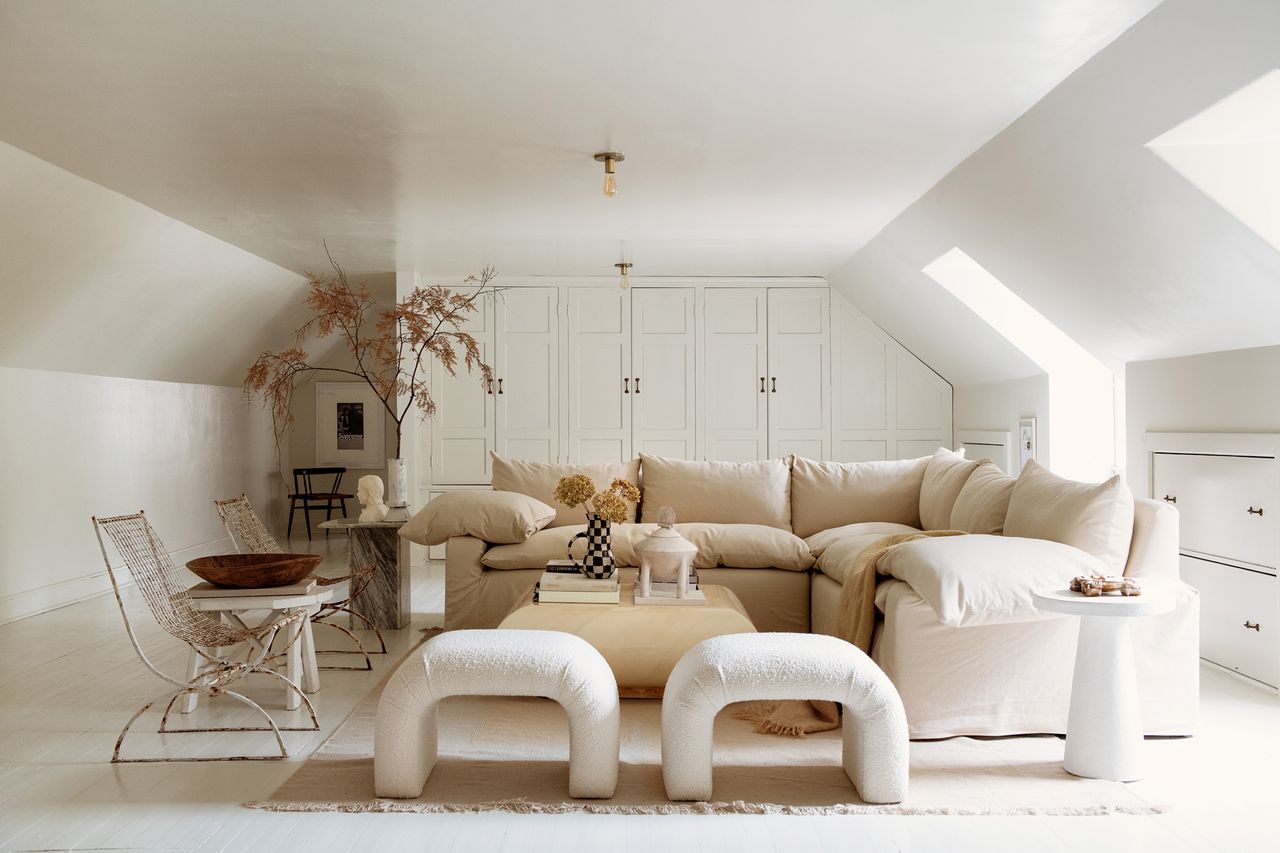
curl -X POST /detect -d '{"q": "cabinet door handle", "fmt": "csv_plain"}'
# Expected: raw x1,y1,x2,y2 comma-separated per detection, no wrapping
1244,621,1261,632
486,379,494,395
760,377,766,393
623,378,630,394
1161,494,1176,503
496,378,503,395
1247,506,1264,516
770,377,777,393
634,377,641,395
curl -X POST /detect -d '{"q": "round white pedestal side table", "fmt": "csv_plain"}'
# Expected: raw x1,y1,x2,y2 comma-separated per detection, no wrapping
1032,585,1174,782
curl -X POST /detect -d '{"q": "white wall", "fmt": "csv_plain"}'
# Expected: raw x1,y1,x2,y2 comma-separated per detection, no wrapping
954,374,1050,471
0,144,310,621
0,367,280,624
1126,345,1280,499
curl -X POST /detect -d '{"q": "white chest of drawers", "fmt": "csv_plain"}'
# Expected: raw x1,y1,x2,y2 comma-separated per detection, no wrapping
1146,433,1280,691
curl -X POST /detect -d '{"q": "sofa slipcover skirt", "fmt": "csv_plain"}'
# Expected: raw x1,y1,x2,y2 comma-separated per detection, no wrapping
661,632,910,803
374,629,621,799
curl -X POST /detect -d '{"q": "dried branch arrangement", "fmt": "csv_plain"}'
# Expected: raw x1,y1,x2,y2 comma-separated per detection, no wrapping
245,249,496,457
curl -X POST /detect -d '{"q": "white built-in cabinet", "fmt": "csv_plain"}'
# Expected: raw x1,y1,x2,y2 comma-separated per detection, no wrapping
1146,433,1280,691
426,280,952,487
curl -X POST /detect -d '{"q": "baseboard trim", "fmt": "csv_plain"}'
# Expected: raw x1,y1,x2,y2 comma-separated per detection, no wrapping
0,535,234,626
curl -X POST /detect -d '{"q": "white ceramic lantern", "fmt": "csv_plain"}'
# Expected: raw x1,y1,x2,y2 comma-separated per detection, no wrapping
634,506,700,604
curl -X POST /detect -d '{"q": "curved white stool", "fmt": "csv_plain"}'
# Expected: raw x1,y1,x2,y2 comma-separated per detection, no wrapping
374,629,620,799
661,633,909,803
1033,586,1175,782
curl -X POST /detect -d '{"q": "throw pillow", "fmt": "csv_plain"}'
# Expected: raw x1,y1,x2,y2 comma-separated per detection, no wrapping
638,455,792,531
399,491,557,547
1003,459,1135,573
949,461,1016,535
918,447,982,530
789,455,930,539
490,453,641,527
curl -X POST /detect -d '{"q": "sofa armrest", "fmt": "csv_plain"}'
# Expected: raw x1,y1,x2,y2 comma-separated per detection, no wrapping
444,535,491,631
1125,497,1180,579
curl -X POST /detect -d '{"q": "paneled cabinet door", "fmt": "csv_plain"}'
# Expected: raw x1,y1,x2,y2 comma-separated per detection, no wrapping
567,288,632,463
767,288,831,460
495,287,560,464
701,289,769,461
631,288,696,460
429,301,494,485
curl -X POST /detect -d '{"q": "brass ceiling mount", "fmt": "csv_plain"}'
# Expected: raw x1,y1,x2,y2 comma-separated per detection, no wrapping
594,151,624,196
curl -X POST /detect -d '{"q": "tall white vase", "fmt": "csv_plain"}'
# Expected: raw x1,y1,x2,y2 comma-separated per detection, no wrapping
384,457,410,522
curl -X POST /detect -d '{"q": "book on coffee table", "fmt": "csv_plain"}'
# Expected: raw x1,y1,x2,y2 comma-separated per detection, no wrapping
538,569,618,592
533,584,621,604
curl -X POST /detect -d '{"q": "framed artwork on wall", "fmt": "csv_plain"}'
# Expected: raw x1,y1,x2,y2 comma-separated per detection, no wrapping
315,382,385,469
1018,417,1038,471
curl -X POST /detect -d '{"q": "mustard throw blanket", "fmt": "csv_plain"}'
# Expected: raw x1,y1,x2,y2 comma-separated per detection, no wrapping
834,529,967,652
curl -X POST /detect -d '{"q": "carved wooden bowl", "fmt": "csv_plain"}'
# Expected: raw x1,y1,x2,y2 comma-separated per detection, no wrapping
186,553,322,589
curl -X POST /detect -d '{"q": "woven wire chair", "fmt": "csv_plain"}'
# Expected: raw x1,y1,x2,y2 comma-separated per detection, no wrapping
92,511,319,763
215,495,387,670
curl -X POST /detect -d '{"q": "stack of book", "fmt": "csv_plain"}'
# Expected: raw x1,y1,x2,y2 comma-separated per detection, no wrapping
534,560,620,604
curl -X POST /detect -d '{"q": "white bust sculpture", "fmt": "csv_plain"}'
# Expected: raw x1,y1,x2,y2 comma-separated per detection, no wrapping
357,475,389,523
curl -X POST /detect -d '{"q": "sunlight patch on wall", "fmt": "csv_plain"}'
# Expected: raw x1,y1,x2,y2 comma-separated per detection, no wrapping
923,247,1115,481
1147,69,1280,254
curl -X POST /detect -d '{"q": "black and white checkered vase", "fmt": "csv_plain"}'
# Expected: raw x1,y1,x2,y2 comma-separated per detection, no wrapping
567,513,616,579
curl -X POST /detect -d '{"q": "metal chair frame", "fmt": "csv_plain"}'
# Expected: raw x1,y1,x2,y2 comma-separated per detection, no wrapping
92,511,319,763
215,495,387,672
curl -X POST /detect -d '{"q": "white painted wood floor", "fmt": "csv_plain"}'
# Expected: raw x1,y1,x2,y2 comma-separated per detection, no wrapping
2,535,1277,852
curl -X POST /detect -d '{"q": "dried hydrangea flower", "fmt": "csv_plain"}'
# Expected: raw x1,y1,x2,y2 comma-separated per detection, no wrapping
554,474,597,508
592,491,629,524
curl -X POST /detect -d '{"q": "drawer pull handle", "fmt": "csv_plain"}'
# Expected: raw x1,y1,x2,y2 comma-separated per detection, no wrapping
1244,621,1261,632
1247,506,1264,516
1162,495,1177,504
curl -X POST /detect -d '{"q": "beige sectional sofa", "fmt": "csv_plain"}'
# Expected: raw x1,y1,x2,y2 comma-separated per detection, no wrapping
405,450,1200,738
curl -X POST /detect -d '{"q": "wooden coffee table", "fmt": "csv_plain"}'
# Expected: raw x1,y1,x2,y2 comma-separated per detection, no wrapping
498,581,756,695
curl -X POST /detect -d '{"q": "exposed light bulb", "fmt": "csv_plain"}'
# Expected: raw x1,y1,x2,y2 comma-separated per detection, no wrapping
603,172,617,197
594,151,624,197
616,262,631,289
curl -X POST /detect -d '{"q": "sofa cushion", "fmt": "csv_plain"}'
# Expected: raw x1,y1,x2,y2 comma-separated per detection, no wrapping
399,491,556,547
1003,459,1135,574
949,461,1016,535
482,522,814,572
804,522,922,584
639,455,792,531
490,453,641,528
876,534,1110,627
919,448,982,530
790,456,930,539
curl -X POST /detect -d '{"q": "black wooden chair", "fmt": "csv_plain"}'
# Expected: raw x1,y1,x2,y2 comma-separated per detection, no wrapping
288,467,353,539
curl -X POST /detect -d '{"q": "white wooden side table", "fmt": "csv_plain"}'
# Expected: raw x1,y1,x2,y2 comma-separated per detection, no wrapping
180,586,334,712
1032,584,1175,781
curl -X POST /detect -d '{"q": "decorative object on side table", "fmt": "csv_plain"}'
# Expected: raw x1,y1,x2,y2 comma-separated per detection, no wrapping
185,552,321,589
1070,574,1142,597
357,475,389,523
635,506,705,606
554,474,641,579
1032,583,1174,782
244,244,497,523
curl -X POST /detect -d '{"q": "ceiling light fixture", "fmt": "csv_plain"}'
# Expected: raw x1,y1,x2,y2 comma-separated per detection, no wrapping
615,262,632,289
594,151,624,197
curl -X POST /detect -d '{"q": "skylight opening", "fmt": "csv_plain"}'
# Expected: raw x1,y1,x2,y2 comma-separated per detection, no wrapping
1146,68,1280,254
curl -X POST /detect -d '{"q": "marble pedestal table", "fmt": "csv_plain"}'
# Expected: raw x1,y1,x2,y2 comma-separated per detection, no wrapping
318,518,411,630
1032,584,1175,782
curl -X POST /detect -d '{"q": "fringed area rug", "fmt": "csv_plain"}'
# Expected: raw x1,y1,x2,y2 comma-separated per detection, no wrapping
247,682,1163,816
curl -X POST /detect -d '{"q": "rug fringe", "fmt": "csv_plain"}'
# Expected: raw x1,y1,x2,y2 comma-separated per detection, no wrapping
241,799,1167,817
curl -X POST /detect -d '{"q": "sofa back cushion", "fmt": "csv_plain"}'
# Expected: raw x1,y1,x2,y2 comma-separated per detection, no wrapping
638,455,791,531
949,462,1016,535
919,448,982,530
1003,459,1135,573
490,453,641,527
789,455,929,539
400,491,557,547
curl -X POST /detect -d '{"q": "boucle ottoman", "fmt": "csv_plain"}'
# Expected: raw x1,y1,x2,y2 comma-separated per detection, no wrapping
661,632,909,803
374,629,620,799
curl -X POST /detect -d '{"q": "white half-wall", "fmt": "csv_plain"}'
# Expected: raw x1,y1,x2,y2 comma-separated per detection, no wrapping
0,367,282,624
1126,345,1280,499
